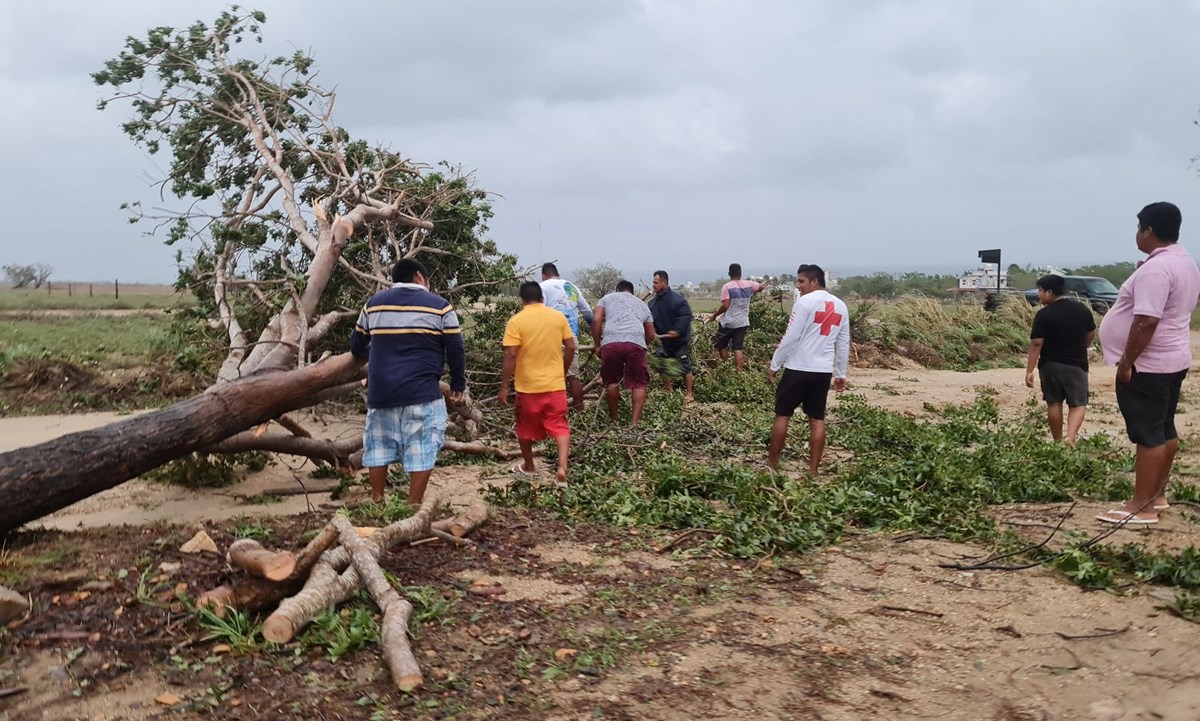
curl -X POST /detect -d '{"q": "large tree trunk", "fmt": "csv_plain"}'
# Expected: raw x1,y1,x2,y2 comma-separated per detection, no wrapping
0,354,364,534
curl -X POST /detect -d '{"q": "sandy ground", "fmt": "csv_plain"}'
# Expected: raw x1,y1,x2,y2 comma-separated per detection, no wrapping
0,409,506,531
4,349,1199,531
0,411,345,530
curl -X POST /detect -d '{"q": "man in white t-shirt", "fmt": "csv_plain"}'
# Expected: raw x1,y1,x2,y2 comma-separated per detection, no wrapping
540,262,594,411
709,262,764,371
592,279,657,426
767,264,850,475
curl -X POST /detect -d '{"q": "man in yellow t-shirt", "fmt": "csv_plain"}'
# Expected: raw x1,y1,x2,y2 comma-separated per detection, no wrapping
499,281,576,484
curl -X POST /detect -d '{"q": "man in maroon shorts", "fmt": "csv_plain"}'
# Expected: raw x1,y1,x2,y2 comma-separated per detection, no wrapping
592,279,657,426
499,281,576,484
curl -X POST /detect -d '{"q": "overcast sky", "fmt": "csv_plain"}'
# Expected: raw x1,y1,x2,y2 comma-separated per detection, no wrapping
4,0,1200,283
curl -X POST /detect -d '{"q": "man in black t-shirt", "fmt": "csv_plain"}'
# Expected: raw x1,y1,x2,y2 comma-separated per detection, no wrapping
1025,274,1097,445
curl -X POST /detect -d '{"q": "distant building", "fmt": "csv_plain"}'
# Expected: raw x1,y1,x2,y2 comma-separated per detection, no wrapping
959,266,1009,290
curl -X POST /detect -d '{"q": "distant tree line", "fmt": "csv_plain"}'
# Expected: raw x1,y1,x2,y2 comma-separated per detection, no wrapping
1005,262,1136,290
837,272,960,299
837,262,1137,300
559,261,1140,302
2,263,53,289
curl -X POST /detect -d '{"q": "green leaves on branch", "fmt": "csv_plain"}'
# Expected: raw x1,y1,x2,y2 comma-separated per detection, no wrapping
95,7,518,372
489,388,1151,583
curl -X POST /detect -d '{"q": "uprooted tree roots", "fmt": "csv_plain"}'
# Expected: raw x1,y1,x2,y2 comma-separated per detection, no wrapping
195,495,489,691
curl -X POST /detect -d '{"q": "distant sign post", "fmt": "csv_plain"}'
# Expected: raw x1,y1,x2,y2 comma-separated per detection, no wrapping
978,248,1002,299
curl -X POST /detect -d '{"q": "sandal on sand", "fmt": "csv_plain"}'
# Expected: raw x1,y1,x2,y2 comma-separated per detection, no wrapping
1155,502,1170,510
510,463,538,476
1096,509,1158,525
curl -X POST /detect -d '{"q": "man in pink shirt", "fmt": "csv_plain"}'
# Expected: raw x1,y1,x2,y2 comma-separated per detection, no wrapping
1097,202,1200,525
709,263,764,370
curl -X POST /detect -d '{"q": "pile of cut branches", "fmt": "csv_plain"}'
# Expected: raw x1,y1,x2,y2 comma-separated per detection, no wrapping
196,495,489,690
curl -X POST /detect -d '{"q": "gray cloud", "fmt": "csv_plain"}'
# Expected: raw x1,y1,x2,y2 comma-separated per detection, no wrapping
3,0,1200,284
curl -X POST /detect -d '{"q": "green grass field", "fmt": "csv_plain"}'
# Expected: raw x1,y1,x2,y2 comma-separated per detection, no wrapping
685,295,794,315
0,284,192,311
0,314,176,371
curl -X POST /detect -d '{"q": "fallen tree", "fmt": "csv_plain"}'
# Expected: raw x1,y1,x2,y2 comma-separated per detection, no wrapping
0,353,363,533
0,9,519,531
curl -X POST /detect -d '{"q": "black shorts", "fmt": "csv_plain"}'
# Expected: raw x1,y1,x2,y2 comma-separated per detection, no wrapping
714,325,749,351
1115,368,1187,447
1039,361,1089,407
774,369,833,420
655,345,692,375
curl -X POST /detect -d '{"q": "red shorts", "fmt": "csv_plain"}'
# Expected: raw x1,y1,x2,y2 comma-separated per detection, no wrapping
516,391,570,441
600,342,650,390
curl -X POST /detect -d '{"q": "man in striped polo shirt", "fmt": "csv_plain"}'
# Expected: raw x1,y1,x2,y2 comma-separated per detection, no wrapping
351,258,467,505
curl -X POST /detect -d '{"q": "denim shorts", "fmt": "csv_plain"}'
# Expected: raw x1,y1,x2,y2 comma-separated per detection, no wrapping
362,399,447,472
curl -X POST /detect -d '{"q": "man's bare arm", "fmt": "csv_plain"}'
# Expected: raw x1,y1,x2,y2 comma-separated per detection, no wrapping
1025,338,1044,388
709,299,730,323
562,336,576,374
591,306,605,345
499,346,518,405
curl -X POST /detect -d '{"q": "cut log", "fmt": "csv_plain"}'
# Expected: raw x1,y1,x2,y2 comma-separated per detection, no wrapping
332,515,422,691
0,585,30,625
430,501,490,538
260,559,339,643
0,353,365,534
196,577,291,617
262,495,439,643
292,524,340,576
227,539,297,581
448,501,490,538
199,521,340,618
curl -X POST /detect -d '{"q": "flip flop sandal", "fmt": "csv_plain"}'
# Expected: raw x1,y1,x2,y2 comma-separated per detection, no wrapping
1154,502,1170,510
510,463,538,476
1095,509,1158,525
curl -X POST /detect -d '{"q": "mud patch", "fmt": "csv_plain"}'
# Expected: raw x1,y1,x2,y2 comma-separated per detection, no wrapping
0,357,202,414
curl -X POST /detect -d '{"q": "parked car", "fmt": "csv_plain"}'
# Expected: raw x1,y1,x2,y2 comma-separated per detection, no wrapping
1021,275,1120,312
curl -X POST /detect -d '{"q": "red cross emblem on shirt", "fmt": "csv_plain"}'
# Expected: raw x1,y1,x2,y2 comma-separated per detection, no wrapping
814,301,842,335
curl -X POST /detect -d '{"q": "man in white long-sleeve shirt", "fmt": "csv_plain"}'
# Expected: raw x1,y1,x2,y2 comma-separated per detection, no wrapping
767,264,850,475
